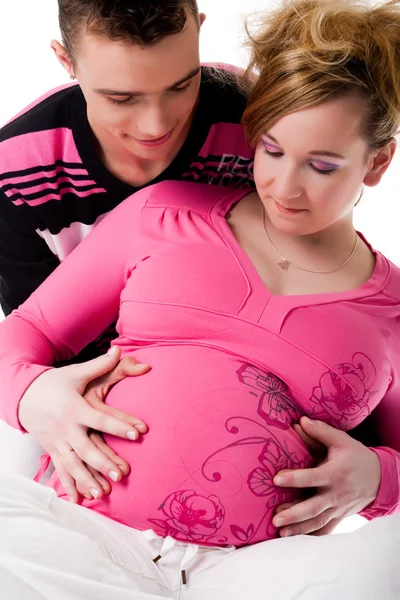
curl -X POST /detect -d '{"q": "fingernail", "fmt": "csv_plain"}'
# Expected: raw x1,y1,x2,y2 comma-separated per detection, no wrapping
275,517,285,527
107,346,118,356
274,476,285,486
284,528,293,537
108,471,119,481
90,488,99,499
135,423,147,433
127,430,138,440
304,417,314,425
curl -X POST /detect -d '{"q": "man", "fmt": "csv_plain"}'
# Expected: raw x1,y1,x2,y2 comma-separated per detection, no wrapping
0,0,254,498
0,0,253,320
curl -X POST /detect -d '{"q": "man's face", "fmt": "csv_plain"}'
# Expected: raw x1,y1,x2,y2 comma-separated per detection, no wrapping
70,12,203,161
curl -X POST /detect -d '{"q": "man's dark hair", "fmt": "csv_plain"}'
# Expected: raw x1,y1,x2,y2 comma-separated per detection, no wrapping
58,0,200,59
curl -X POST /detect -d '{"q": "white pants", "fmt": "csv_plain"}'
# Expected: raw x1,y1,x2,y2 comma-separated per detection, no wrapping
1,472,399,600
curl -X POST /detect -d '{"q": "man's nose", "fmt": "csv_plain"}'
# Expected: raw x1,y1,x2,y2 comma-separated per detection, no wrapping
136,105,170,140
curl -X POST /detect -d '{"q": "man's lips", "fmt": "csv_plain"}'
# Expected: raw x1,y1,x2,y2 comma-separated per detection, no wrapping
134,130,173,147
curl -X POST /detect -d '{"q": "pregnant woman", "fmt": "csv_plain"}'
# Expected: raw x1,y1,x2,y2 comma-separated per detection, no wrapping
0,0,399,598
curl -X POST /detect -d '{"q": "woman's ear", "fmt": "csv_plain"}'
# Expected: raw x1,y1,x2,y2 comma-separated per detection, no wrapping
364,139,397,187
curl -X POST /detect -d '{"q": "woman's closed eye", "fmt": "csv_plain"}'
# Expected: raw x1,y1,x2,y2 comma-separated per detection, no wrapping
263,142,283,158
262,143,338,176
309,160,338,175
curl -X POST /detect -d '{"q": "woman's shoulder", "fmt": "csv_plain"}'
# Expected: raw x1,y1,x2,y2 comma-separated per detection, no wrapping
141,181,248,216
381,256,400,302
358,234,400,303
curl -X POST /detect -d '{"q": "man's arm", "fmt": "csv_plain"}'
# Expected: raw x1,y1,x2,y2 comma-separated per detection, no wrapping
0,191,59,315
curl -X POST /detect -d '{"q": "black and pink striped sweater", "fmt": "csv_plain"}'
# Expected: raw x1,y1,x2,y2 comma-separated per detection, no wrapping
0,66,254,357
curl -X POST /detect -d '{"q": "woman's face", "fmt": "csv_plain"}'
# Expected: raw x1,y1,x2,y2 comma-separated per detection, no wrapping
253,94,389,236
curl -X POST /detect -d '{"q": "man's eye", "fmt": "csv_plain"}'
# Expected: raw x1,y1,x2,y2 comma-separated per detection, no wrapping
107,96,133,105
171,82,191,94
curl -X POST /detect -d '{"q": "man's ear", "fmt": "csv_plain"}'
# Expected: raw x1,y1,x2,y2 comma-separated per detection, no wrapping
364,139,397,188
50,40,75,78
199,12,206,27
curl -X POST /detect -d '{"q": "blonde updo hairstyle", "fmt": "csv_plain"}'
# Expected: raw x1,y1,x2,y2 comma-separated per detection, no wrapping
242,0,400,152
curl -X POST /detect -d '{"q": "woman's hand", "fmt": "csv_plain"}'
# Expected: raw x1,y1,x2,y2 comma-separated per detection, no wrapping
272,417,382,537
18,346,150,503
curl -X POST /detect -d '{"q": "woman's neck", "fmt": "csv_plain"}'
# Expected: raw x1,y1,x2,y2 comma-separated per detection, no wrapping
264,209,357,274
227,191,375,296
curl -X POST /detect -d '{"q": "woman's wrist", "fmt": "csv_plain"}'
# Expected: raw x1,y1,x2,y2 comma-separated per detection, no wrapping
360,447,399,519
16,365,55,432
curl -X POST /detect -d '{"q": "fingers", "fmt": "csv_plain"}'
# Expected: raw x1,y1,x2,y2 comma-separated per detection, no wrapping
273,494,333,530
277,507,336,537
75,433,130,499
74,346,123,386
83,465,111,498
113,356,151,378
68,431,127,480
274,464,331,489
89,431,130,476
55,441,110,500
293,423,326,455
53,432,131,501
83,354,150,403
274,500,300,515
83,403,146,440
299,417,347,448
55,427,131,500
85,400,148,435
310,518,342,536
51,453,80,503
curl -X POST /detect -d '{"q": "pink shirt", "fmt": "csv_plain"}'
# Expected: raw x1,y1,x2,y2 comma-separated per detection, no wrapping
0,181,399,547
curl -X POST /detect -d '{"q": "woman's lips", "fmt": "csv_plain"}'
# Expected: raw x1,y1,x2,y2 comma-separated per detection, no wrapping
275,200,307,215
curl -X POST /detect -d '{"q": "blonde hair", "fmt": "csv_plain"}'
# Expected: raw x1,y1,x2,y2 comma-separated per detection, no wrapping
242,0,400,150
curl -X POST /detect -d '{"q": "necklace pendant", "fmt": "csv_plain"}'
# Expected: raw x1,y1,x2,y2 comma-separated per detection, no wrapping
278,260,290,271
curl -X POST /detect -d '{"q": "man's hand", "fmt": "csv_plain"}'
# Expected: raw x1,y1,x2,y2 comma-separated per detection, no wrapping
272,417,381,537
19,346,150,502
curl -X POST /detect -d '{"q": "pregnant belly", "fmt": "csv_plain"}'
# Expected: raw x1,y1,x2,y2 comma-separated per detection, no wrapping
50,345,313,546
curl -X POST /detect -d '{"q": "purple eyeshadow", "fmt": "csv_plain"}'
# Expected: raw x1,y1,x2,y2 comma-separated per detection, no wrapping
313,160,338,171
262,141,280,152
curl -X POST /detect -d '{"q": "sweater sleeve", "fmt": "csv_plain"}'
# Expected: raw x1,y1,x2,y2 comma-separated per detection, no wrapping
360,340,400,519
0,190,60,315
0,188,150,430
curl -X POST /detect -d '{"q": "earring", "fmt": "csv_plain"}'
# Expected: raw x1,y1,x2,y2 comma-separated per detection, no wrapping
70,74,76,80
354,188,364,207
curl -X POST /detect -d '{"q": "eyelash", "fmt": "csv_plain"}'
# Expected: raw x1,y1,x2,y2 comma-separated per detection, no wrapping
173,82,191,94
108,97,133,106
263,149,336,176
107,82,192,105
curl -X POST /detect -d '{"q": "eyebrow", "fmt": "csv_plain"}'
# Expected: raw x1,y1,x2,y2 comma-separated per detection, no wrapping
94,67,201,97
263,133,346,160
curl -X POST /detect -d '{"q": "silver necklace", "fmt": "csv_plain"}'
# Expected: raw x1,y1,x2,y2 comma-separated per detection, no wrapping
262,206,359,274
